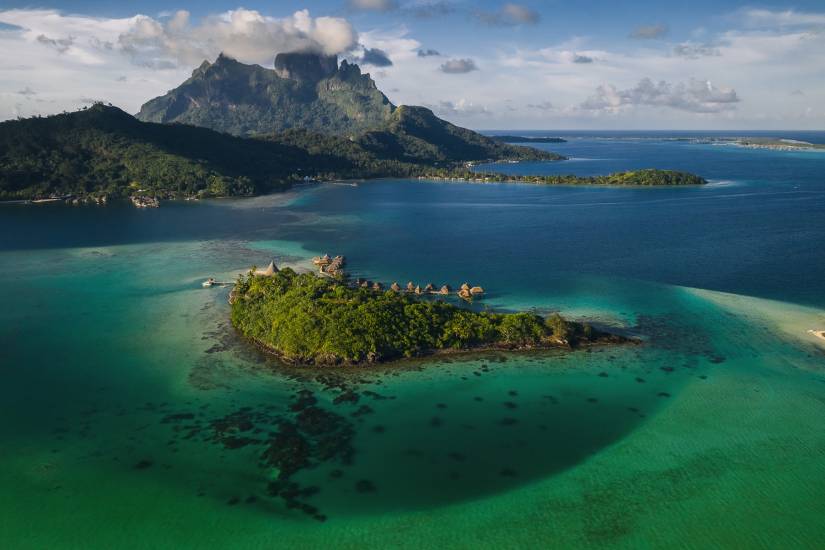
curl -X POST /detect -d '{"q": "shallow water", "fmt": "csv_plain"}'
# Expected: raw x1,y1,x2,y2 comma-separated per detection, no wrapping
1,133,824,548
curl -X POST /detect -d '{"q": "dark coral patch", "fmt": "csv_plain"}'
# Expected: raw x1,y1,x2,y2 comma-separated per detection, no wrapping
133,459,153,470
355,479,376,493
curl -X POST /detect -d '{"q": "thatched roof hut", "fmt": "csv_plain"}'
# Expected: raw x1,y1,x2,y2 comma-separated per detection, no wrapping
390,282,401,292
360,280,370,288
253,260,278,277
460,282,471,291
458,288,472,300
415,285,422,295
470,286,484,295
313,254,332,266
424,283,435,293
372,282,383,291
406,281,415,292
439,285,451,295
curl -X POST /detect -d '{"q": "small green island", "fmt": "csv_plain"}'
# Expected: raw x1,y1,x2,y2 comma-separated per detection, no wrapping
229,264,627,366
421,168,707,187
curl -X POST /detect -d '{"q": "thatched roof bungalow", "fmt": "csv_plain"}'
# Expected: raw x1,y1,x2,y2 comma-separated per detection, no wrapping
424,283,435,293
439,285,451,295
415,285,422,295
390,282,401,292
313,254,332,266
253,260,278,277
470,286,485,295
406,282,415,292
460,283,471,291
372,282,383,291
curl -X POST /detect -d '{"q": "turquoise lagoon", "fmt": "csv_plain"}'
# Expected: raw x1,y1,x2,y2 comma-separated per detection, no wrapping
1,134,824,548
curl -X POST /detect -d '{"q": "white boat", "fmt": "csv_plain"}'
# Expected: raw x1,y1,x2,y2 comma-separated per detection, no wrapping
202,278,216,288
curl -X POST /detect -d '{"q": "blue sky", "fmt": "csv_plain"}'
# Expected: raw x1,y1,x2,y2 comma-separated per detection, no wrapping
1,1,823,129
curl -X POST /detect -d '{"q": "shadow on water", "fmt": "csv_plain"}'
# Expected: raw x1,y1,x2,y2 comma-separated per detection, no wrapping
0,199,307,251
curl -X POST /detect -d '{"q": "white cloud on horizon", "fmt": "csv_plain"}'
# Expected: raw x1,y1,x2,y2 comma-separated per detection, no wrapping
580,78,739,113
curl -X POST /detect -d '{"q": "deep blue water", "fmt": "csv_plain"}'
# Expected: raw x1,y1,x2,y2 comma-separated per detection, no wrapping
2,132,824,309
279,133,825,308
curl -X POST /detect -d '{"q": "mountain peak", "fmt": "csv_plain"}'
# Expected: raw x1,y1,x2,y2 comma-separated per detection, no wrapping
137,54,394,136
273,51,338,83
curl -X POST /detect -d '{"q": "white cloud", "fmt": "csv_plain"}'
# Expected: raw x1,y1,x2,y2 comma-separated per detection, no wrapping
440,58,478,73
741,9,825,29
474,3,540,26
429,98,492,117
580,78,739,113
118,9,358,68
673,42,721,59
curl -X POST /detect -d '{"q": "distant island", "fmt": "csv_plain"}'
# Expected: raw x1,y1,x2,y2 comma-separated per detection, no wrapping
230,265,626,366
420,168,707,187
491,135,567,143
730,138,825,153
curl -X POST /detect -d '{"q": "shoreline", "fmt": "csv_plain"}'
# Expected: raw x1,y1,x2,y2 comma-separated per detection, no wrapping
239,325,636,368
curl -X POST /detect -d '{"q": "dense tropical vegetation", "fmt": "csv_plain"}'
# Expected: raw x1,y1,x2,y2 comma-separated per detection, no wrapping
419,168,707,187
230,268,615,365
0,103,560,201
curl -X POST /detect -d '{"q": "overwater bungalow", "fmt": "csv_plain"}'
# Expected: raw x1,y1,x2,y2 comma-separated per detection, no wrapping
460,283,471,292
458,288,472,300
391,282,401,292
372,282,383,291
360,280,371,288
439,285,451,295
415,285,422,295
424,283,435,293
253,261,278,277
313,254,332,266
470,286,485,295
406,281,415,292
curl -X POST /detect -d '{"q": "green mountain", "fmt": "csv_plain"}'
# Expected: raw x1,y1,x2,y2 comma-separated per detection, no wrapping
135,53,560,165
0,104,435,201
357,106,559,164
136,53,395,137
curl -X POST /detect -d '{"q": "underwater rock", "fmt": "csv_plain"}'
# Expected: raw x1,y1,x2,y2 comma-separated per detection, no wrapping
355,479,376,493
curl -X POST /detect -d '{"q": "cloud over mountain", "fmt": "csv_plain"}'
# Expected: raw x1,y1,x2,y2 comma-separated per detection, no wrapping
118,9,358,67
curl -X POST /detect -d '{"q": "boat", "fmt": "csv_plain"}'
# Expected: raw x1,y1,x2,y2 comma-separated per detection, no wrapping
202,278,216,288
